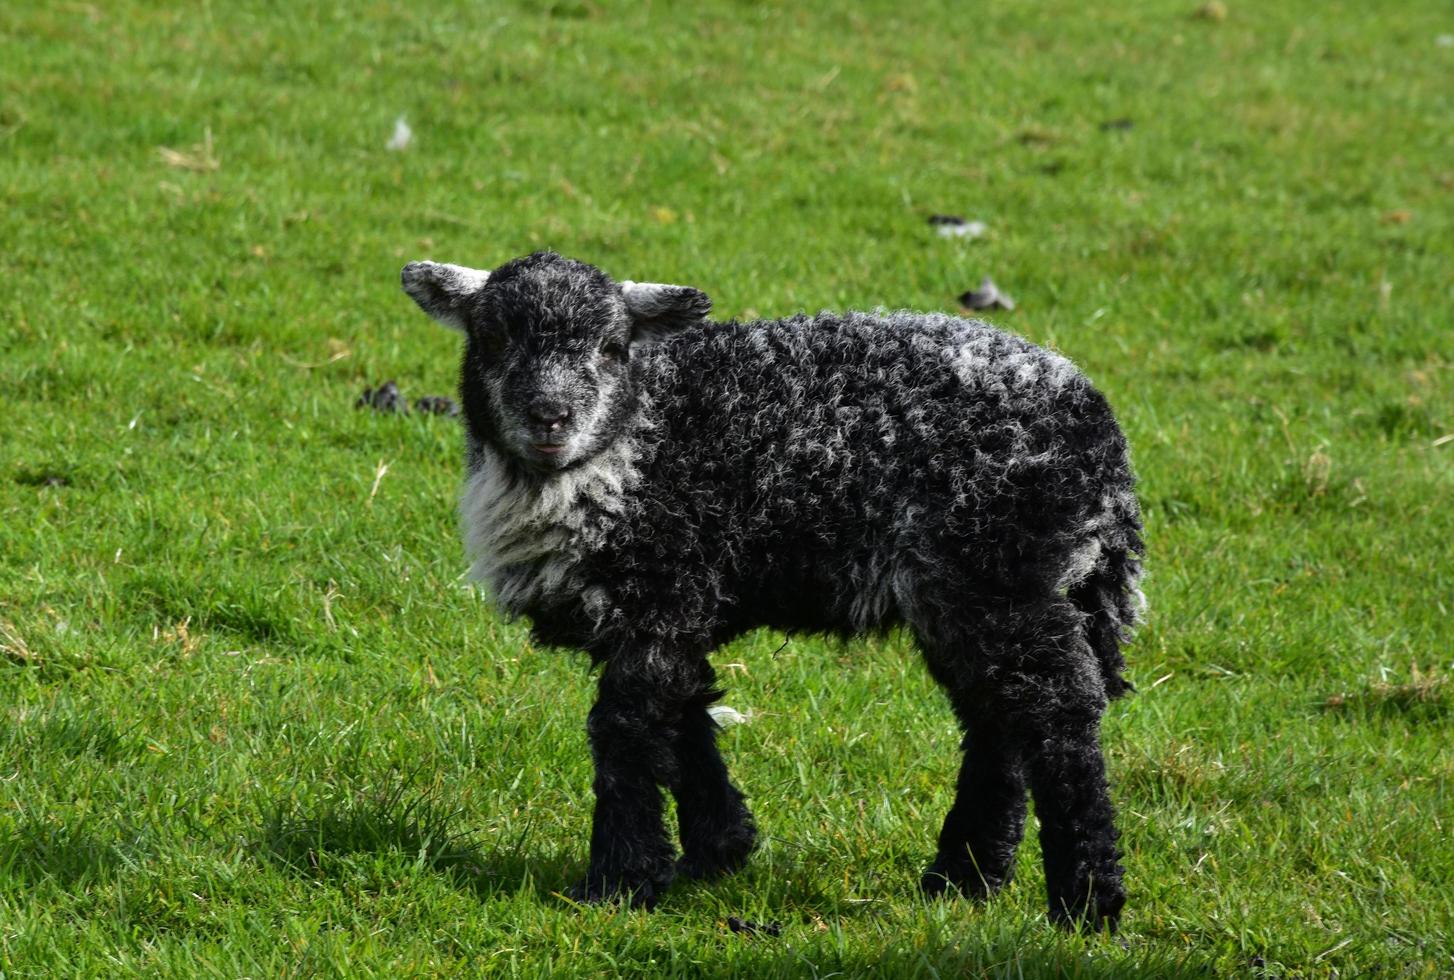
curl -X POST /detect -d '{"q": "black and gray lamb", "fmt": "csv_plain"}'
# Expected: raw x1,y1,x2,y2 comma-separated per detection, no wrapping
401,251,1145,931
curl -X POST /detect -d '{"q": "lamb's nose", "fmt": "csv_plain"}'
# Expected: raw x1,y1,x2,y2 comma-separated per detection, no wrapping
528,403,571,431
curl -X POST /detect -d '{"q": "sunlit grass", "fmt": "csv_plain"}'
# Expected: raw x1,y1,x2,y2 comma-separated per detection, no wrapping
2,0,1451,975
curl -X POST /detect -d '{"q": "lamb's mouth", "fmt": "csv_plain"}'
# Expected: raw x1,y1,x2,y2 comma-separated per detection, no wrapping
530,442,566,457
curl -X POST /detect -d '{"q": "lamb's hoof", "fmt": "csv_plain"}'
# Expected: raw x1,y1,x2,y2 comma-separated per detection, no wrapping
678,852,747,881
678,824,758,881
1047,886,1125,935
919,860,1005,901
565,872,671,911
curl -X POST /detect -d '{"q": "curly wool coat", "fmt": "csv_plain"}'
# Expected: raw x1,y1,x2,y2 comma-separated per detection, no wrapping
404,252,1144,930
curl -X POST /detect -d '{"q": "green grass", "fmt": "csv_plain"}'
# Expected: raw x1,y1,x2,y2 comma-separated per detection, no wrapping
2,0,1451,975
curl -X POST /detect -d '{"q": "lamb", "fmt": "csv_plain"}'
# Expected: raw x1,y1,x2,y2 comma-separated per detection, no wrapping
401,251,1144,931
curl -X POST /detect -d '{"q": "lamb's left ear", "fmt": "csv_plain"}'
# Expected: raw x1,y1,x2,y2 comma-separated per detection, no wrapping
620,280,712,342
401,260,491,332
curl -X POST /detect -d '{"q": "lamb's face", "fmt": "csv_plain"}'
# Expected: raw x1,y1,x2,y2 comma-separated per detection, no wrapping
402,251,711,473
468,256,635,470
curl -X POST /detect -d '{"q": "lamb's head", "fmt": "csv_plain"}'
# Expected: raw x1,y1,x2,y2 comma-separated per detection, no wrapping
401,251,710,471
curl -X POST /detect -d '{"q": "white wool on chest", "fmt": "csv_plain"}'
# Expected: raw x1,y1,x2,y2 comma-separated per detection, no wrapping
460,438,641,616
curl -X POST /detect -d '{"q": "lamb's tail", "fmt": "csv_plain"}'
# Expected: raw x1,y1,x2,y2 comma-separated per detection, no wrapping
1068,496,1145,700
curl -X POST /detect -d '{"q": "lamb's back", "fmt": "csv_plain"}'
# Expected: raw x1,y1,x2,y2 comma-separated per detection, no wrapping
570,311,1136,637
635,312,1126,533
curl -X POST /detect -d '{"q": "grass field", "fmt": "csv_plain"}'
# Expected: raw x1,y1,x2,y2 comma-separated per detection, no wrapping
2,0,1452,975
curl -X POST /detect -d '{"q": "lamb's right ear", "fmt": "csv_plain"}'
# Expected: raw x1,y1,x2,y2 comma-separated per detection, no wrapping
620,280,712,342
400,261,491,332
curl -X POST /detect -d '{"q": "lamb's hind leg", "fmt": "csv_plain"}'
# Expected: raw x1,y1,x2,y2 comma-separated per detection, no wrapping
670,687,757,880
919,709,1027,900
991,600,1126,931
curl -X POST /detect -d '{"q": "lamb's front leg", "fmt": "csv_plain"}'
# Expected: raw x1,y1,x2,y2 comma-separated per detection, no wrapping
672,695,757,881
568,654,711,909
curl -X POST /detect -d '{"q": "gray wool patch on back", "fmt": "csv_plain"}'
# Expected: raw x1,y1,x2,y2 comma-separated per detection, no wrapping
941,319,1078,398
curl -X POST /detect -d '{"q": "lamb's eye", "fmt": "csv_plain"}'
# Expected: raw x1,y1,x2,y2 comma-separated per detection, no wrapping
598,341,628,364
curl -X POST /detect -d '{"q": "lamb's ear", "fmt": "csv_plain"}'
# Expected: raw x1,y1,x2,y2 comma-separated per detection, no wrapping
620,280,712,342
400,261,490,332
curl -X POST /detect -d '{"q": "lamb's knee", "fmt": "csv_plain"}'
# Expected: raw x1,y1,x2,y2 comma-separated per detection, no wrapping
588,660,718,786
588,697,677,741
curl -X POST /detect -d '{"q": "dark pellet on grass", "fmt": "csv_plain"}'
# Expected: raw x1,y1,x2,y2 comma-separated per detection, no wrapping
414,395,459,416
958,276,1016,311
726,916,782,938
356,380,408,414
1100,117,1135,131
927,213,987,239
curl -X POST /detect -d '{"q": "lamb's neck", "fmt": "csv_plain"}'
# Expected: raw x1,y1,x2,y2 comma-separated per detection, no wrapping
460,435,643,613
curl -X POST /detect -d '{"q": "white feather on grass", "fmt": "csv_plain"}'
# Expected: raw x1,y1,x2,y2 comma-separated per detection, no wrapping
387,117,413,151
707,705,751,727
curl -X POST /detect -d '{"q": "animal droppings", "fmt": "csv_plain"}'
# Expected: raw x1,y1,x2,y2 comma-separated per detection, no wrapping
928,214,987,239
356,381,409,414
959,277,1016,311
415,395,460,417
727,916,782,938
